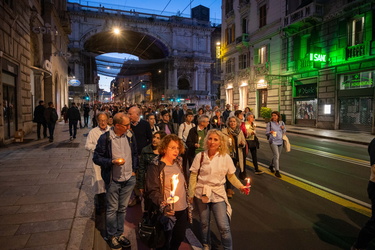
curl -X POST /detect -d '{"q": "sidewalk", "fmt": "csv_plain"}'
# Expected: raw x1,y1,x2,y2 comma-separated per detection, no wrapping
0,120,372,249
256,120,373,145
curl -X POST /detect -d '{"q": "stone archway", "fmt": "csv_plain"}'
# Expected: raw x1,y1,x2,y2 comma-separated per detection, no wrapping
178,77,190,90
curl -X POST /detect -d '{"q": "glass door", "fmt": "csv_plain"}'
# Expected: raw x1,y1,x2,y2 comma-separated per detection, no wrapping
2,73,16,140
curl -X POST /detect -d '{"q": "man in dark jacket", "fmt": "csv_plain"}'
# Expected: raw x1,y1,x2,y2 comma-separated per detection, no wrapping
93,113,138,249
44,102,58,142
185,115,209,168
157,110,175,135
352,138,375,249
67,102,81,141
83,103,90,127
33,100,47,140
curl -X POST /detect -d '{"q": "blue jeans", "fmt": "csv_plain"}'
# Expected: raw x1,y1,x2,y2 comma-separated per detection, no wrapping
195,197,232,250
269,143,283,171
106,176,136,237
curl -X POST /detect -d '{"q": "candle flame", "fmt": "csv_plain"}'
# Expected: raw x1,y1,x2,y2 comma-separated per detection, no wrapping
170,174,179,197
246,177,251,185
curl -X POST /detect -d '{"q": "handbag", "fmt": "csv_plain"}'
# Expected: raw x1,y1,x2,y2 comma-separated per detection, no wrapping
247,135,260,149
138,209,165,248
282,134,291,152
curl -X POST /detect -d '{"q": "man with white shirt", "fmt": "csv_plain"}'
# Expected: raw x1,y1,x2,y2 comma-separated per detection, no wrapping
93,113,138,249
178,112,195,174
85,113,110,212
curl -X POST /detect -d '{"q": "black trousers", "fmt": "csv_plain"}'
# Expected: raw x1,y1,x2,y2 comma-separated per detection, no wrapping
37,122,47,138
248,146,259,171
157,209,188,250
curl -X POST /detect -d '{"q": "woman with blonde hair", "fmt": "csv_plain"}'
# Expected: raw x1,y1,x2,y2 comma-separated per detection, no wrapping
188,129,249,250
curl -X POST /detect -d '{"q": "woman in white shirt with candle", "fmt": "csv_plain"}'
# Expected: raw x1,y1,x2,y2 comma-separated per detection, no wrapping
188,129,249,250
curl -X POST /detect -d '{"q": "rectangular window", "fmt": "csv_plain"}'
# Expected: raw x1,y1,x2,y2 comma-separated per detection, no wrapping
226,58,235,74
340,71,375,90
349,17,364,46
259,46,268,64
259,4,267,28
225,0,234,15
242,18,248,34
301,36,311,58
226,24,236,44
239,52,250,70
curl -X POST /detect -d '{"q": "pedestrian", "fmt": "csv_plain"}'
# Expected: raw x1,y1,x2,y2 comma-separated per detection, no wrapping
178,112,195,176
44,102,58,142
85,112,110,213
147,113,160,134
186,115,210,171
193,108,204,126
128,106,153,206
222,104,231,123
90,104,99,128
352,138,375,250
33,100,47,140
157,110,175,135
67,102,81,141
146,134,191,250
172,105,184,133
188,129,249,250
229,104,239,117
137,131,167,209
61,104,68,123
210,109,225,129
222,116,247,198
83,103,90,127
245,113,264,174
266,111,286,178
93,112,138,249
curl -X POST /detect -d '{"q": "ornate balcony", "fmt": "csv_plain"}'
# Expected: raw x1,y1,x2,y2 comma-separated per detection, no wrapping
346,43,366,59
283,2,323,29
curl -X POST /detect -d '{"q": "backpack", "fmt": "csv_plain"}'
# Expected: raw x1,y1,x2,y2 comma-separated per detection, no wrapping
51,109,58,123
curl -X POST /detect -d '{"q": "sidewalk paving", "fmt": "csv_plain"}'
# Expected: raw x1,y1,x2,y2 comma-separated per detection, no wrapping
255,120,373,145
0,120,372,249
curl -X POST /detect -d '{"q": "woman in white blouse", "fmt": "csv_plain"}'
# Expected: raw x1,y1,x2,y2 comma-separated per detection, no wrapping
188,129,249,250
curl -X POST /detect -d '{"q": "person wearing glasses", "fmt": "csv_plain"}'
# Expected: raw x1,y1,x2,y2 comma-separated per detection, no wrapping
146,134,191,249
93,112,138,249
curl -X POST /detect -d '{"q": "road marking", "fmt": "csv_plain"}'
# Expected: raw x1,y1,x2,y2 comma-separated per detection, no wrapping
246,159,371,217
258,137,368,167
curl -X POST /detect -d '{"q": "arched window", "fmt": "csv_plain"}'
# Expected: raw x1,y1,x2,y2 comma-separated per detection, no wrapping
178,78,190,90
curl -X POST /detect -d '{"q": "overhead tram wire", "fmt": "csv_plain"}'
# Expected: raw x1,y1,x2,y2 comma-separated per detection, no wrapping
160,0,172,15
181,0,195,14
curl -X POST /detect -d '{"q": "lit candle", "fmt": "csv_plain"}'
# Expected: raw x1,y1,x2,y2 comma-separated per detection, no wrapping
214,119,217,124
117,158,125,165
245,123,250,130
169,174,179,211
245,178,251,195
228,137,232,146
198,136,202,145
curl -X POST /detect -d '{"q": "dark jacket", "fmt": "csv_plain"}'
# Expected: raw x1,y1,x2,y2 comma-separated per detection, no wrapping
131,119,153,155
67,106,81,121
44,107,58,124
210,115,225,129
369,138,375,166
185,126,207,165
137,144,158,190
157,121,175,134
93,130,138,186
146,156,185,207
33,104,46,123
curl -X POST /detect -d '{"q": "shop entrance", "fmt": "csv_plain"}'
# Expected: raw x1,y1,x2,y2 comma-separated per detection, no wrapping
258,89,267,115
339,97,372,131
2,72,16,140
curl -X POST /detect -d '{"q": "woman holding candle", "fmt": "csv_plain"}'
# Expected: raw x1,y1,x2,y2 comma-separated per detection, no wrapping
146,134,191,250
245,113,264,175
266,111,286,178
222,116,247,198
188,129,249,250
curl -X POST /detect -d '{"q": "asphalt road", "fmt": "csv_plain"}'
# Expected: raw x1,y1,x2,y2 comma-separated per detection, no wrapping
199,130,375,250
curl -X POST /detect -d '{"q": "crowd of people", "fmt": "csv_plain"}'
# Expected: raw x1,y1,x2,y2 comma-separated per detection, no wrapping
34,101,289,249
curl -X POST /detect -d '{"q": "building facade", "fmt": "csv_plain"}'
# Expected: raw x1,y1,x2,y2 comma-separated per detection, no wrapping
0,0,70,144
221,0,375,133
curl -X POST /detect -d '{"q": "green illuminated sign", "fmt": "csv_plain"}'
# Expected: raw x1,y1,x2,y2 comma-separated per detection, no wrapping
309,53,327,62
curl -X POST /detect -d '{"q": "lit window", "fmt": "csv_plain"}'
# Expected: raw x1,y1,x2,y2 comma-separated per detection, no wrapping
259,46,268,64
349,17,364,46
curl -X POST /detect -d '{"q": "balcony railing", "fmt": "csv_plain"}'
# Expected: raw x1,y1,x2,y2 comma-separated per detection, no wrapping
346,43,366,59
284,2,323,27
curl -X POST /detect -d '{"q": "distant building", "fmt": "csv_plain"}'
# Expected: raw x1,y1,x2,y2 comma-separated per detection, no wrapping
221,0,375,133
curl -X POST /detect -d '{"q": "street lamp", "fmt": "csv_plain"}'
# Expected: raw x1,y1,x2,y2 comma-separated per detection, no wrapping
113,27,120,35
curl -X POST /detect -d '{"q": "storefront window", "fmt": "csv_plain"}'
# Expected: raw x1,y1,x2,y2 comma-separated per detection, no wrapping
295,100,317,120
340,71,375,90
340,97,372,126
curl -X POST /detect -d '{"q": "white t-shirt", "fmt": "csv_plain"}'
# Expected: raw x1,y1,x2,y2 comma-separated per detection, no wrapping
189,151,235,202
